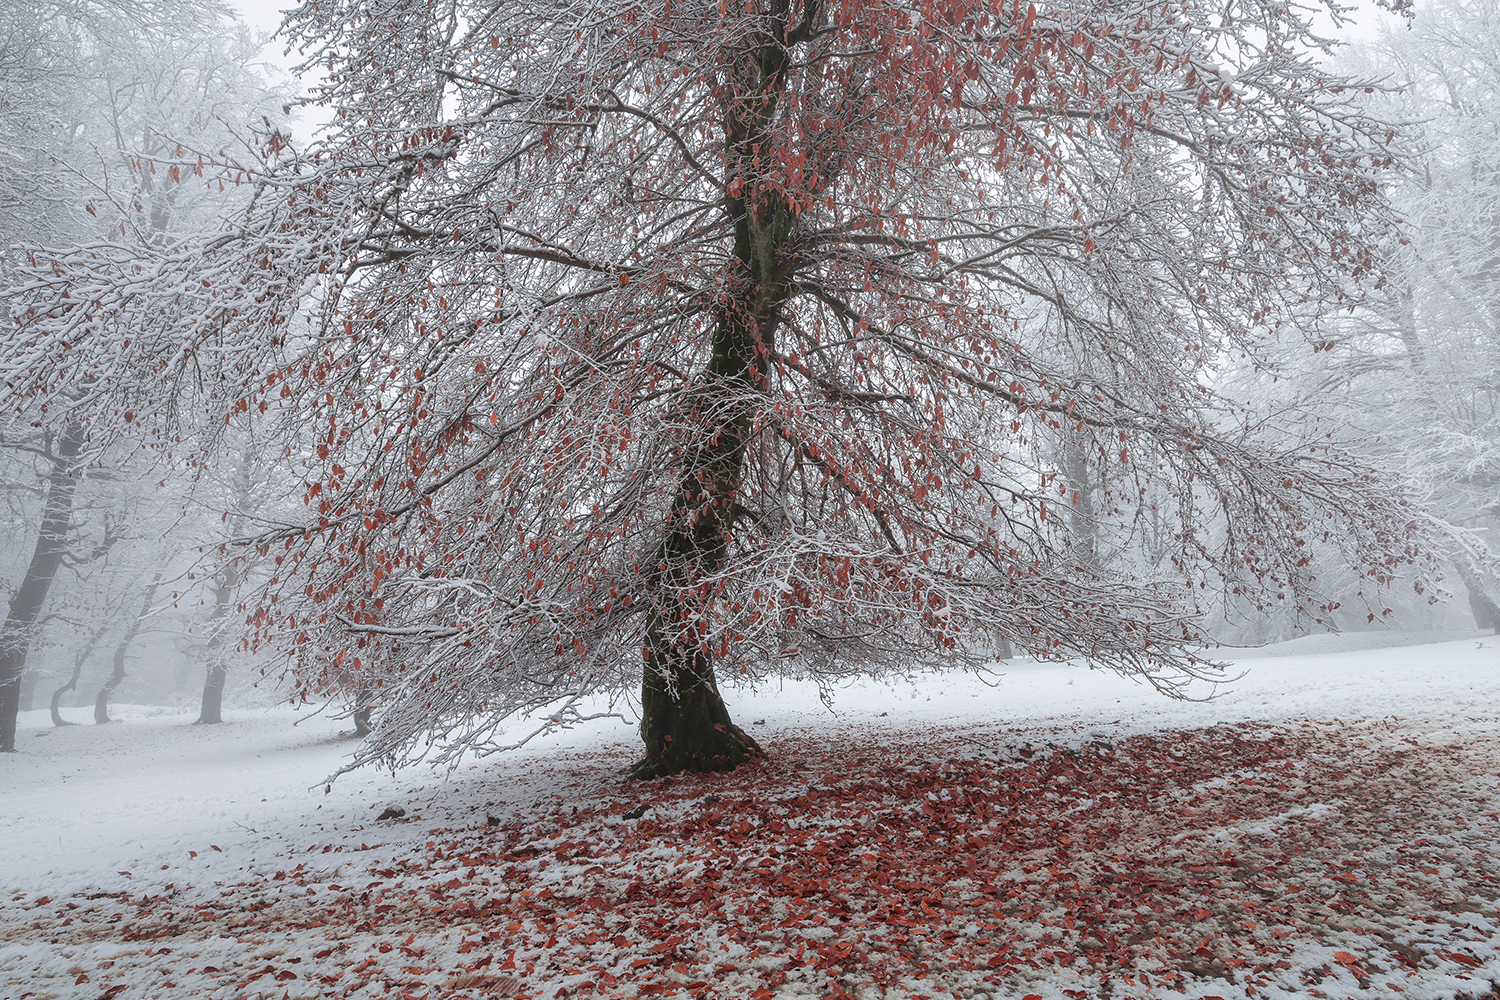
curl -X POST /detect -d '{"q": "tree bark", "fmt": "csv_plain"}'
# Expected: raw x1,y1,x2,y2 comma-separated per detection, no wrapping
629,23,812,778
198,661,228,724
1061,433,1101,573
198,454,252,724
1469,587,1496,630
50,677,79,727
628,305,770,776
95,572,161,724
0,422,85,752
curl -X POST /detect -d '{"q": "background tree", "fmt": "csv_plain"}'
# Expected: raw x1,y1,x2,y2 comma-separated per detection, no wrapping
50,620,109,726
0,0,282,749
0,421,84,750
1296,0,1500,634
8,0,1427,776
186,436,288,725
93,568,161,723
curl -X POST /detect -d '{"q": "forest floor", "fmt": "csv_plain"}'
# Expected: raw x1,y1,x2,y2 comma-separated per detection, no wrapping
2,632,1499,1000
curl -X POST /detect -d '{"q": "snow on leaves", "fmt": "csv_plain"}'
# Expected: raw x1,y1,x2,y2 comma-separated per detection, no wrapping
4,719,1497,999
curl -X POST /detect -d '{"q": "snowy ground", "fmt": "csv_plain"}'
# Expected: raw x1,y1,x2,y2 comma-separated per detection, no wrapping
2,631,1498,1000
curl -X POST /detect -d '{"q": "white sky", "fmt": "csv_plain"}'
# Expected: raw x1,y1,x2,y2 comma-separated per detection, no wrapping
232,0,290,36
229,0,1417,138
232,0,1411,58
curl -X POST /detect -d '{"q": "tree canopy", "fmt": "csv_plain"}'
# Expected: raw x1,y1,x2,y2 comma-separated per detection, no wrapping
5,0,1427,775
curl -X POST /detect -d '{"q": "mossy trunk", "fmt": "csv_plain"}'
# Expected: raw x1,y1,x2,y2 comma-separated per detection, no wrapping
631,627,763,779
629,19,807,779
627,355,769,778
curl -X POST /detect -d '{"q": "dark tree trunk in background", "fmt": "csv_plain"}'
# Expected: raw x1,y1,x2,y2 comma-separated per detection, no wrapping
196,559,241,723
95,573,161,724
1469,586,1497,631
198,661,227,724
353,687,374,737
18,672,38,712
52,624,109,727
0,422,85,752
50,680,78,727
198,457,252,725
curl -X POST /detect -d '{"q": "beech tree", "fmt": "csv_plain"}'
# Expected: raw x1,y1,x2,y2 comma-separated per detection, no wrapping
7,0,1426,776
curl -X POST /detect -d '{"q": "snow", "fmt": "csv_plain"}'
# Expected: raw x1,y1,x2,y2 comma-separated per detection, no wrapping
3,631,1499,999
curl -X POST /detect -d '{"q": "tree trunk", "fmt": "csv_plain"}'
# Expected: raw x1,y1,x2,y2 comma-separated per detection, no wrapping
1061,433,1101,573
198,455,252,725
198,662,227,724
632,613,764,778
18,671,38,712
1455,556,1500,633
629,28,806,779
95,572,161,724
195,563,238,725
50,680,77,727
995,633,1014,660
628,338,769,776
1469,587,1496,630
52,623,110,727
353,687,374,737
196,558,241,724
0,421,85,753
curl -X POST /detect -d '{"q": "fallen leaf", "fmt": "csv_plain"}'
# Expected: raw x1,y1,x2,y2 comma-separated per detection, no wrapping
441,973,521,995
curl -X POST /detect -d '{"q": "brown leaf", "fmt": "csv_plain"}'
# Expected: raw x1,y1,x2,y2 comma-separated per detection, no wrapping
441,972,521,995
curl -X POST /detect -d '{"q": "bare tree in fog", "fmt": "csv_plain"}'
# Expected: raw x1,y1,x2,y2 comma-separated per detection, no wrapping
92,569,161,723
1314,0,1500,632
0,0,282,749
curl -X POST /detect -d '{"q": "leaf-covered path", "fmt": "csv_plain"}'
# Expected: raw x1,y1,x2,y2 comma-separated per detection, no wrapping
6,714,1499,1000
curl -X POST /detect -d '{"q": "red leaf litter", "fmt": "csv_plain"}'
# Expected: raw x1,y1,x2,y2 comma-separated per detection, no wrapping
5,719,1499,999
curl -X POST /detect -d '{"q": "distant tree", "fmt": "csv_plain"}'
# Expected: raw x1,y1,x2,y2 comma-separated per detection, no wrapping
0,0,280,751
0,421,84,751
51,621,110,726
93,569,161,723
1314,0,1500,631
189,441,279,724
8,0,1428,775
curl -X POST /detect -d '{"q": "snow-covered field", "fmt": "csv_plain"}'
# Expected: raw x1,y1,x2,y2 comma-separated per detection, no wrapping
3,632,1498,1000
